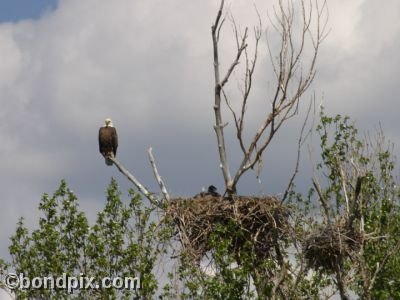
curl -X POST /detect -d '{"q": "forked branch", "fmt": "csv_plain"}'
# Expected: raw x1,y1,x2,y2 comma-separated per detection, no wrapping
211,0,328,194
148,147,170,202
109,156,162,207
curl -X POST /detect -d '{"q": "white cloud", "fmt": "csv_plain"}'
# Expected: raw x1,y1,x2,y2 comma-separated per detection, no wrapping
324,0,366,51
0,25,22,87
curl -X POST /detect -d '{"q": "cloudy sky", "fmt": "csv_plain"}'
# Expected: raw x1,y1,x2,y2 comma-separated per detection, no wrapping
0,0,399,263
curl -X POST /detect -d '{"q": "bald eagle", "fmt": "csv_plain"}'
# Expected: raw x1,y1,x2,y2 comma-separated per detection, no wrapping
194,185,221,198
207,185,220,197
98,118,118,166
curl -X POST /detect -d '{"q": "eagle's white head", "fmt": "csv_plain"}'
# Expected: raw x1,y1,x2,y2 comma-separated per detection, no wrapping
104,118,113,127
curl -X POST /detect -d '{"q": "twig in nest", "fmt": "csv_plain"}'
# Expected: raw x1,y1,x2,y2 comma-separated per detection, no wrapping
166,196,291,262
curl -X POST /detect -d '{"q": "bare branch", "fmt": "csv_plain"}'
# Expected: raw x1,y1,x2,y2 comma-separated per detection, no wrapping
239,13,261,136
226,0,327,192
109,156,161,207
222,88,246,155
312,177,331,225
220,28,248,88
281,97,314,203
148,147,170,202
212,0,224,35
339,164,350,217
217,17,226,43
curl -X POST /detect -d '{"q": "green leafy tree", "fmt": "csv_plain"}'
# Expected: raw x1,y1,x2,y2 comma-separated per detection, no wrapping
300,108,400,299
7,179,170,299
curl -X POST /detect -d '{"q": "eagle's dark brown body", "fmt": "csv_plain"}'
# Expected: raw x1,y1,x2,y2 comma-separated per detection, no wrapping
98,122,118,166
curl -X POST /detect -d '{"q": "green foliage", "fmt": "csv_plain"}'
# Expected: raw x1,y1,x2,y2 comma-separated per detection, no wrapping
306,108,400,298
168,220,259,300
205,222,256,299
316,109,363,216
9,180,88,299
7,178,169,299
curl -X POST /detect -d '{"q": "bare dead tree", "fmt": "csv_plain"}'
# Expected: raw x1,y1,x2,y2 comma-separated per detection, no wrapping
211,0,328,195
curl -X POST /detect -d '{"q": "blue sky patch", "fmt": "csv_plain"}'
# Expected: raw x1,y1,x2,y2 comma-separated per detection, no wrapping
0,0,58,22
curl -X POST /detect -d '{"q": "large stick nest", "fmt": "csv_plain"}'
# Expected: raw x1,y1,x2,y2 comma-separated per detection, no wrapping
303,221,361,273
167,196,291,261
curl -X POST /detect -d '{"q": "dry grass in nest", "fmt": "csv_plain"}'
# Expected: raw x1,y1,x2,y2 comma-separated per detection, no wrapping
304,222,361,273
166,195,291,262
